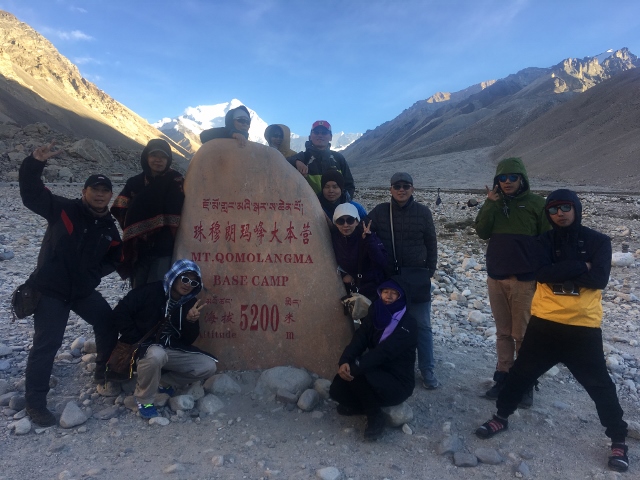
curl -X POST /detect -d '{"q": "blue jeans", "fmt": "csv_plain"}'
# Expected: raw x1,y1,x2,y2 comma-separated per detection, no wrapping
407,300,437,384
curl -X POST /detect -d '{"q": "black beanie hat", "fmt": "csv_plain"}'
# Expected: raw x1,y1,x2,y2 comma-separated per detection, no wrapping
321,169,345,191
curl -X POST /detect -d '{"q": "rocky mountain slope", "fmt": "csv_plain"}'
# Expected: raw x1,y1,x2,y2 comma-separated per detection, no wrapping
493,67,640,190
344,49,639,173
0,11,191,159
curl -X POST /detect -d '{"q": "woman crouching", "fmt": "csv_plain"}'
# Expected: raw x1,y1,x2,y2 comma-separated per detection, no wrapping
329,280,417,441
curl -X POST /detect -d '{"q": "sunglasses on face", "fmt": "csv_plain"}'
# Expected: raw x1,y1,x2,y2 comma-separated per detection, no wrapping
547,204,573,215
179,275,200,287
497,174,520,183
311,128,330,135
392,183,413,191
235,118,250,125
270,134,283,139
335,216,357,226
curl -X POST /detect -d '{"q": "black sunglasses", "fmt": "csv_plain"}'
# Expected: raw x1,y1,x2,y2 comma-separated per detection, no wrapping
392,183,413,191
335,216,357,226
547,204,572,215
179,275,200,287
311,128,330,135
235,118,250,125
497,174,520,183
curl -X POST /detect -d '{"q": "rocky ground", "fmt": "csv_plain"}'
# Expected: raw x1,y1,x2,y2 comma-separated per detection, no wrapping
0,184,639,480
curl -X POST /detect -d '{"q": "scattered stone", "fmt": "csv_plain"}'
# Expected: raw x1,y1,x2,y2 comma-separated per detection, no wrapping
162,463,185,474
149,416,170,426
297,389,320,411
402,423,413,435
437,435,463,455
276,388,299,404
203,374,242,395
474,447,503,464
93,406,119,420
211,455,224,466
514,461,531,477
8,395,25,411
313,378,331,399
381,402,413,427
169,395,195,412
453,452,478,467
83,340,97,354
316,466,342,480
59,401,88,428
9,417,31,435
255,366,313,396
197,394,224,415
182,383,205,401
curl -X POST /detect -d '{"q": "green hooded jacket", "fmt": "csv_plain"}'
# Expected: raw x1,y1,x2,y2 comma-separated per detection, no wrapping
474,157,550,279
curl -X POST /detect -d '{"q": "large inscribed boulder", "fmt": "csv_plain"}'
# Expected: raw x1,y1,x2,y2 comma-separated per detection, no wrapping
174,139,352,378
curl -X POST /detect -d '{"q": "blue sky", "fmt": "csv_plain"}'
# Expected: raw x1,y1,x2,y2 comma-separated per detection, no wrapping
3,0,640,135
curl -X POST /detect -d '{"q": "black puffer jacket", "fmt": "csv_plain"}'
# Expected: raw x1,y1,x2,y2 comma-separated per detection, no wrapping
368,197,438,278
200,105,251,144
19,155,122,302
339,306,417,406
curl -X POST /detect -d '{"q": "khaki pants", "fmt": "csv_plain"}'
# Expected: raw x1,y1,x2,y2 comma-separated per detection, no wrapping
135,345,217,404
487,277,536,372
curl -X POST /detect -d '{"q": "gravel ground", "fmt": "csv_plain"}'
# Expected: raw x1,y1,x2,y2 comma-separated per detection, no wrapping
0,184,639,480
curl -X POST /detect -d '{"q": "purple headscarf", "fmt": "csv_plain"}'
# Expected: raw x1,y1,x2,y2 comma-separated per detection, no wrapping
373,280,407,342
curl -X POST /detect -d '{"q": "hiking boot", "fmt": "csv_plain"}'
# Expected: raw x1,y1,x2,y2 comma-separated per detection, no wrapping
136,402,160,419
364,410,386,441
26,406,57,427
158,385,176,397
476,415,508,439
518,385,534,409
336,404,364,416
608,443,629,472
422,372,440,390
485,371,508,399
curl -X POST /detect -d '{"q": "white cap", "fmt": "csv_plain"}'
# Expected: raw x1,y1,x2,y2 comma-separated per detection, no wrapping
333,203,360,223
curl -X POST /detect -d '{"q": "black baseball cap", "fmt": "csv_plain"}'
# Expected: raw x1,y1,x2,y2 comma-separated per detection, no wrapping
84,174,112,191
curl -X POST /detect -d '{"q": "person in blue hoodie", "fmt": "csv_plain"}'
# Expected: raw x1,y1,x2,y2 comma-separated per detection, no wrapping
112,259,218,419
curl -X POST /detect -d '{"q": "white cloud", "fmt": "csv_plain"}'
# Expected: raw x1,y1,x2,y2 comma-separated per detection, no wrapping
73,56,101,65
70,6,88,14
42,27,94,41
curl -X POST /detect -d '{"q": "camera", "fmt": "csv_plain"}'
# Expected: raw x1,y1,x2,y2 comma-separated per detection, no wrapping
551,282,580,296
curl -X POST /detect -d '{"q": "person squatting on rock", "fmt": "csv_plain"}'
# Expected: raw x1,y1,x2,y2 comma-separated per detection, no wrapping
476,189,629,473
368,172,440,389
19,142,123,427
319,170,367,228
331,203,387,302
264,124,297,158
330,280,417,441
473,158,550,405
200,105,251,147
112,259,218,419
287,120,355,198
110,139,184,288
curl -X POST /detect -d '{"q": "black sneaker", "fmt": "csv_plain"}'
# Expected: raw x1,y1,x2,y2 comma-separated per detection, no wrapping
26,406,57,427
608,443,629,472
363,411,386,441
485,371,508,399
476,415,508,439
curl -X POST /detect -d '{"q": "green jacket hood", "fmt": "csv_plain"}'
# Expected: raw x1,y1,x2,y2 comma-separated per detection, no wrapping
494,157,530,193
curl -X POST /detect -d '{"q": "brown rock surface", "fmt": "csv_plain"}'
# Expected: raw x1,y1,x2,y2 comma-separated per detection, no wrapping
174,140,353,378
